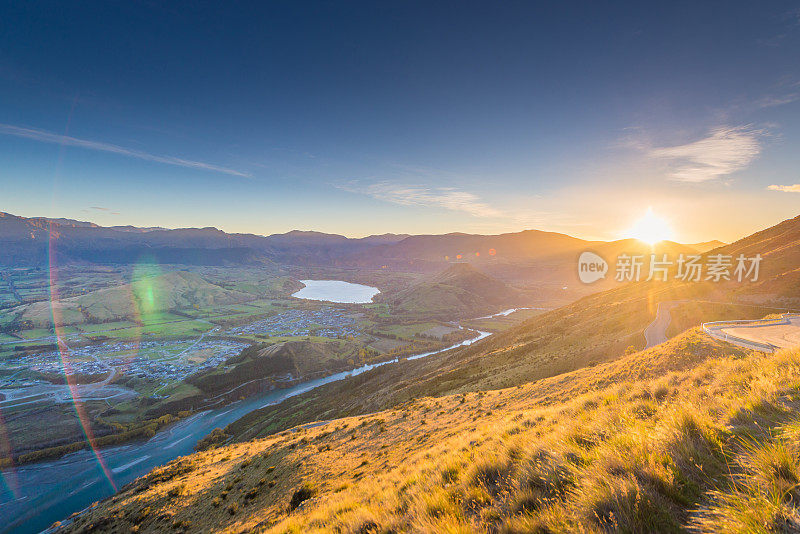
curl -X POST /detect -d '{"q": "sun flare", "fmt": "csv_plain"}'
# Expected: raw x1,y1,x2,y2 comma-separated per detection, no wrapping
625,207,674,245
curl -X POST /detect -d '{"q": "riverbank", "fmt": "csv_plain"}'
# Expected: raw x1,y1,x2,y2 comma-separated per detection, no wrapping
1,321,494,534
0,331,469,469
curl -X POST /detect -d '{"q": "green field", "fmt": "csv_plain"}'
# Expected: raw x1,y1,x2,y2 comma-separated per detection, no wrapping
372,322,442,339
16,328,56,339
142,320,212,337
76,320,139,333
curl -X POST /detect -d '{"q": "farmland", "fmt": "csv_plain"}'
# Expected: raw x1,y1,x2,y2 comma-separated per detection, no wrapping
0,265,534,464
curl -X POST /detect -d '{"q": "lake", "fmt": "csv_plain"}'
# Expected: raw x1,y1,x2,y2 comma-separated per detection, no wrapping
291,279,380,303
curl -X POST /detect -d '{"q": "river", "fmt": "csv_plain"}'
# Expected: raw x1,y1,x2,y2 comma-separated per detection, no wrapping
1,295,508,533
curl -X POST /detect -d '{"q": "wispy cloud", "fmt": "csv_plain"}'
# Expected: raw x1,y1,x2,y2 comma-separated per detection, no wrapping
757,8,800,47
647,126,763,182
767,183,800,193
341,181,502,218
89,206,120,214
0,123,251,178
756,93,800,108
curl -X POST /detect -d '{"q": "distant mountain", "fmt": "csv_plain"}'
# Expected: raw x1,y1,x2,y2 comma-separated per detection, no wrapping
109,225,168,233
350,229,590,263
0,211,739,295
0,212,402,267
266,230,350,245
343,231,714,279
0,212,101,229
356,233,411,245
42,217,100,228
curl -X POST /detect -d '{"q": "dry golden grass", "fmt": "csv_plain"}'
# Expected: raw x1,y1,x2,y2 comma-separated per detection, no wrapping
64,330,800,533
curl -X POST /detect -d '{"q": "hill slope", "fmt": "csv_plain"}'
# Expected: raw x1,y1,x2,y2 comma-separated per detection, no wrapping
56,214,800,533
384,263,522,319
64,332,800,533
718,214,800,304
16,271,252,327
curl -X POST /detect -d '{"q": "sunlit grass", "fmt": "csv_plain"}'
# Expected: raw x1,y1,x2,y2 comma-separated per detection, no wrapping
64,332,800,533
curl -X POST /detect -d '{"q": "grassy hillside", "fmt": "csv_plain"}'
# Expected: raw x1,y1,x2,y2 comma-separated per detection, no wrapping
383,263,524,319
719,214,800,304
16,271,252,327
64,331,800,533
184,340,376,401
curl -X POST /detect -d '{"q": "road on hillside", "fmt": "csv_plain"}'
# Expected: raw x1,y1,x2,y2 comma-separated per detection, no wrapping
644,301,683,349
711,314,800,351
644,301,800,351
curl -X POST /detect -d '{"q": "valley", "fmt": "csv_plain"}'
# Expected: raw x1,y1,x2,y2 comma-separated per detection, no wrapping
0,266,516,467
4,5,800,532
0,213,798,534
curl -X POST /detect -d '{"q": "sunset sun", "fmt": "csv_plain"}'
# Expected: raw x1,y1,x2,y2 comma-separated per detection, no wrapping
626,207,674,245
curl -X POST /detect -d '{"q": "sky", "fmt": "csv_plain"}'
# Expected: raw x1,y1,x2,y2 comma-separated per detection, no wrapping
1,1,799,242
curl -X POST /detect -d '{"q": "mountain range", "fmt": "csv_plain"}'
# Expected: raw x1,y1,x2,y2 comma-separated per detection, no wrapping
0,211,724,284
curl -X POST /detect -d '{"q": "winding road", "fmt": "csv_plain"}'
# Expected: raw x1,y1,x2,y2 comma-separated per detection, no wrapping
644,301,800,353
643,301,683,349
703,314,800,352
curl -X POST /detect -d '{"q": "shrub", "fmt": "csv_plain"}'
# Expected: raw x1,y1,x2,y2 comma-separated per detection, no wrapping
470,456,512,495
290,482,317,510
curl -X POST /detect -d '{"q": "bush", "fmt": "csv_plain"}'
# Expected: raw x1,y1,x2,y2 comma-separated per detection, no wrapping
195,428,229,451
290,482,317,510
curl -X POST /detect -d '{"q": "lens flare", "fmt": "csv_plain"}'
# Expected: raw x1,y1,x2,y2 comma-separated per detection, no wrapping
0,408,18,499
48,224,117,491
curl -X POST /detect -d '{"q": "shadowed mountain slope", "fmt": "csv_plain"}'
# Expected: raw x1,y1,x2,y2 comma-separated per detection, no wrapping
383,263,523,319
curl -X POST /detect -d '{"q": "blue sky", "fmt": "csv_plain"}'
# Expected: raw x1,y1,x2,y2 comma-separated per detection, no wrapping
1,1,799,242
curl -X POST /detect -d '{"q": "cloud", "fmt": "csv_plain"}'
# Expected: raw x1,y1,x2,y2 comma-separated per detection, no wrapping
767,184,800,193
648,126,763,182
342,181,502,218
0,123,251,178
757,93,800,108
90,206,110,211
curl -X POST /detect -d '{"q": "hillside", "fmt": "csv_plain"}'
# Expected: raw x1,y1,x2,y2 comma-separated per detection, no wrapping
220,279,711,440
63,331,800,533
47,215,800,533
162,214,800,446
181,340,376,407
15,271,252,328
383,263,523,319
688,240,727,253
718,214,800,305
